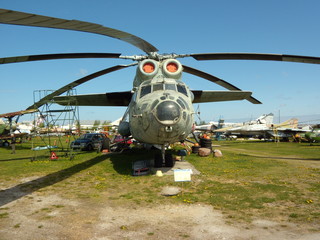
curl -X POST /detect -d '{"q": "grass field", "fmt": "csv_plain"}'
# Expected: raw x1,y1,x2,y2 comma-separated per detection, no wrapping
0,137,319,230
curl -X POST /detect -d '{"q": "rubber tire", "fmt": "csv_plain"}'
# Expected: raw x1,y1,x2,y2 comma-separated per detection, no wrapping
86,144,93,151
165,154,174,167
154,153,163,168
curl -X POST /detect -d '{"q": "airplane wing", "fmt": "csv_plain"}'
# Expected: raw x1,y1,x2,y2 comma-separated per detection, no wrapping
266,128,311,139
213,126,236,133
54,92,132,107
192,90,252,103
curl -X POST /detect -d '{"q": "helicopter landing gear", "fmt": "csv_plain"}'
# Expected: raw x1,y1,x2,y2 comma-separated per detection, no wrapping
154,153,163,168
154,145,175,168
153,153,174,168
164,153,174,167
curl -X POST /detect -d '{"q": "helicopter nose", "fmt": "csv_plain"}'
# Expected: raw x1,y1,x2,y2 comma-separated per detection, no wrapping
156,101,181,123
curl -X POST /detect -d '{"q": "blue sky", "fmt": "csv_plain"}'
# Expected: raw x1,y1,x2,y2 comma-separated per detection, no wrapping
1,0,320,123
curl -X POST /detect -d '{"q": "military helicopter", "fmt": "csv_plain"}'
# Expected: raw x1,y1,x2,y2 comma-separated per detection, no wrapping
1,9,320,167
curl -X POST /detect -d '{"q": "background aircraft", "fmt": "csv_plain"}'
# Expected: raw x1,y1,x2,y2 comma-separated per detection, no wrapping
0,109,37,146
214,113,274,134
1,8,320,165
305,126,320,143
215,114,310,141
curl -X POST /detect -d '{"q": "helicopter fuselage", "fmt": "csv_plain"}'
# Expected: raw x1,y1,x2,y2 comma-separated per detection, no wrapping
119,59,195,145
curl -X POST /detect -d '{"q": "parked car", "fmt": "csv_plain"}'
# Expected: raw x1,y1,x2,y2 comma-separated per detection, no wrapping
71,133,110,151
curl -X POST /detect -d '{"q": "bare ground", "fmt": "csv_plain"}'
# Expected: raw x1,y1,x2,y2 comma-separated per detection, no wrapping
1,183,319,240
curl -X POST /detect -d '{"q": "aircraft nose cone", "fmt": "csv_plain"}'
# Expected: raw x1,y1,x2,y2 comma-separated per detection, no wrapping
156,101,181,123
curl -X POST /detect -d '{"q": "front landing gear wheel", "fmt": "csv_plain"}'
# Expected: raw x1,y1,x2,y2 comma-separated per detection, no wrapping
154,153,163,168
165,153,174,167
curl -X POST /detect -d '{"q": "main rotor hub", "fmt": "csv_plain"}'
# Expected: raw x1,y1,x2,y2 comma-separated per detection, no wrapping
119,53,189,61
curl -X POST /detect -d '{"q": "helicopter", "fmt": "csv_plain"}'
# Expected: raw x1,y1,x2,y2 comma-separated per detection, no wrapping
1,8,320,167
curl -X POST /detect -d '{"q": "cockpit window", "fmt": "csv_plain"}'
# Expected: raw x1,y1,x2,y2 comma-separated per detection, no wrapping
153,83,163,91
177,98,186,109
140,85,151,98
139,83,184,99
165,84,176,91
177,84,188,96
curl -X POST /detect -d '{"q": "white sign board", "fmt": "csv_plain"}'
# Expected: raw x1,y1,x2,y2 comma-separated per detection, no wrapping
174,169,192,182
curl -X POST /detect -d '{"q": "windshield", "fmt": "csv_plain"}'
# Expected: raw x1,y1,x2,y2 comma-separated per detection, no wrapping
140,85,151,98
177,84,188,96
139,83,180,99
79,134,93,140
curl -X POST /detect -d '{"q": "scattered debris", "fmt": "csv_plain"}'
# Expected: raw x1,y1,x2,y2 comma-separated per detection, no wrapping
101,149,110,154
132,160,150,176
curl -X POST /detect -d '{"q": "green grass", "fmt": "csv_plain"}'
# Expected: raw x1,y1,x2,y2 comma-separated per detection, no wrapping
217,140,320,159
0,138,320,225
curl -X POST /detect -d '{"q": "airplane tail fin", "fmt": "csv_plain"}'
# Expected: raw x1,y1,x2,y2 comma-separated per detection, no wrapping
256,113,274,126
274,118,298,128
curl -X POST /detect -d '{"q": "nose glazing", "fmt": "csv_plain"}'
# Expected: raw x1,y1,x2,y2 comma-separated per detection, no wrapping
156,101,181,122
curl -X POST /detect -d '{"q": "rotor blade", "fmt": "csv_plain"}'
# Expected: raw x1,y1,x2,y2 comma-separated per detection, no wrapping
192,90,253,103
190,53,320,64
183,65,261,104
0,109,38,118
26,63,136,110
0,53,121,64
0,8,158,53
54,92,132,107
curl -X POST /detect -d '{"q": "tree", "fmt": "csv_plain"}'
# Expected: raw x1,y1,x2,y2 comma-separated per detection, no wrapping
102,120,111,126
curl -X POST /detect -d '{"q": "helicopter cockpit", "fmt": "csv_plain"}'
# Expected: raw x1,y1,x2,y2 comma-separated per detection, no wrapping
138,81,190,99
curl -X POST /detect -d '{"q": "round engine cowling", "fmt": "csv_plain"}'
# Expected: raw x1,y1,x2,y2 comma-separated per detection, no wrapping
118,121,131,136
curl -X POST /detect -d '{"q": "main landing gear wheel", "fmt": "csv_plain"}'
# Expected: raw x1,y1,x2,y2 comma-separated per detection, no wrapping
154,153,175,168
154,153,163,168
165,153,174,167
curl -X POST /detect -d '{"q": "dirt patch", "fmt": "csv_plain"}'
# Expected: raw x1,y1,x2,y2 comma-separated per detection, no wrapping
1,190,319,240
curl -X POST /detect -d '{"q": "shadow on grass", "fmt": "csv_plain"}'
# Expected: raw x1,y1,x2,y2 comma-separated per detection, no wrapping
109,148,156,174
0,157,32,162
0,148,155,207
0,149,89,162
0,153,114,207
